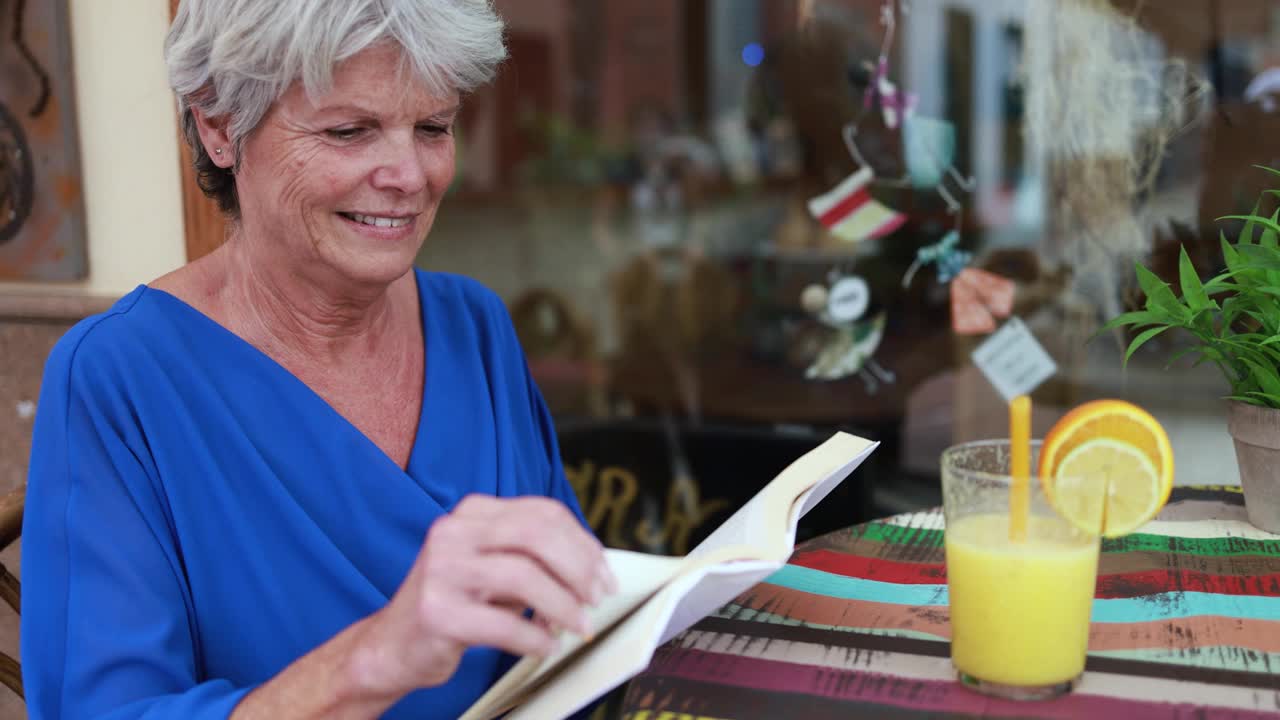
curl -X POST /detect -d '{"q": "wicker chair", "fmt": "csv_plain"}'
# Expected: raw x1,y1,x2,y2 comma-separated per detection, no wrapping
0,486,23,699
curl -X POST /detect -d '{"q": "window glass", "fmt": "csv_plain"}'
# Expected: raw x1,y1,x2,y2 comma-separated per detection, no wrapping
421,0,1280,549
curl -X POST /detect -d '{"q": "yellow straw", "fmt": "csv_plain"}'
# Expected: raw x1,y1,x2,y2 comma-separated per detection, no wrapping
1009,395,1031,542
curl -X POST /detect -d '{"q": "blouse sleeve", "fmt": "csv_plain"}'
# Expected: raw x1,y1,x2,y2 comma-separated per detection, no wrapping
22,332,254,719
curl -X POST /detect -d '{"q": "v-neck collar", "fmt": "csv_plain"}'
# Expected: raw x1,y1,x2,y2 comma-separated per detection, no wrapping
139,272,432,479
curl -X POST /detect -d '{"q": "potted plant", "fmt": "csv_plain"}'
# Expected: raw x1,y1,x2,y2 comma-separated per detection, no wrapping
1103,165,1280,533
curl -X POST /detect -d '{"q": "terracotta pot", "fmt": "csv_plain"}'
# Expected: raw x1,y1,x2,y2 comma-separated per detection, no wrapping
1225,400,1280,534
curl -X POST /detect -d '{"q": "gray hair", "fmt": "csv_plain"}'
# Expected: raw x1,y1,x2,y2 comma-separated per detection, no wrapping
165,0,507,216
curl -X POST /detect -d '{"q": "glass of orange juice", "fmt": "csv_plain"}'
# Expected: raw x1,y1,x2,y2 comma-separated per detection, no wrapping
941,439,1104,700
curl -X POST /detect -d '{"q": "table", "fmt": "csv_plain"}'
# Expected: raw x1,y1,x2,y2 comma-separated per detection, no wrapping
619,486,1280,719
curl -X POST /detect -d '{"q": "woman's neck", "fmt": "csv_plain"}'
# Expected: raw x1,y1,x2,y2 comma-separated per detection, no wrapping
217,235,415,367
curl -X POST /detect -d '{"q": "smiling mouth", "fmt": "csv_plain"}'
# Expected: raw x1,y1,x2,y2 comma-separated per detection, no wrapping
338,212,414,228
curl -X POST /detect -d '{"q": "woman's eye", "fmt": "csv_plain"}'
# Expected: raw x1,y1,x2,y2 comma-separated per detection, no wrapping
325,127,365,141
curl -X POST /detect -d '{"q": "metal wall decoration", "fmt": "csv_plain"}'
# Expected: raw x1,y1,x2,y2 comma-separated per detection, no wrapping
0,0,87,280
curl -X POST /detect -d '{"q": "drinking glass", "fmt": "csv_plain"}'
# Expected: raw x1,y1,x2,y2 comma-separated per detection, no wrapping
941,439,1103,700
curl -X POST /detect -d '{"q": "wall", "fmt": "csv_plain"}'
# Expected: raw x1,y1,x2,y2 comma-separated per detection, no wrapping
598,0,686,132
493,0,573,118
1,0,186,478
458,0,687,191
0,5,186,697
459,0,572,191
0,0,186,299
1,0,184,479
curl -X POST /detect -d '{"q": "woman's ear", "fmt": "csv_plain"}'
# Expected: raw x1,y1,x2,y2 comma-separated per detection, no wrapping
191,107,234,169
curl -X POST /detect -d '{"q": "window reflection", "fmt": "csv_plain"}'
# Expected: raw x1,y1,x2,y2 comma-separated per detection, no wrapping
421,0,1280,541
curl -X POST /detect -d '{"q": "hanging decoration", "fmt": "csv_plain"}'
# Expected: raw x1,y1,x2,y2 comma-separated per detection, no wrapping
900,219,1016,335
800,0,1022,394
0,0,86,278
806,311,893,388
809,0,975,245
807,0,911,245
0,104,33,247
901,228,968,287
949,267,1015,335
901,116,975,206
13,0,52,117
862,1,916,129
806,166,906,243
798,271,896,391
849,0,1013,337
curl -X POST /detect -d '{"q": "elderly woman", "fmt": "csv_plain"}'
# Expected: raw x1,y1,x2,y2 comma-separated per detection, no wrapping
21,1,615,718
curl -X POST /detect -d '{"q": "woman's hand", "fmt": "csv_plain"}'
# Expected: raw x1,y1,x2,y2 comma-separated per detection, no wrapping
346,494,617,699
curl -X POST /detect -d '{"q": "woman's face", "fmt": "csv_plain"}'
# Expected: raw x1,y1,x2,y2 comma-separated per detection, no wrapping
233,44,457,288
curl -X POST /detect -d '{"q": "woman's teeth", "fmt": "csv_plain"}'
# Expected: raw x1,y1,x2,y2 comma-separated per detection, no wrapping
345,213,411,228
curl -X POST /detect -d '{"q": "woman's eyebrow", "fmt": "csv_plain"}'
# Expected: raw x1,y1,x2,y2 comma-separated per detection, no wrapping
312,103,461,123
311,103,379,121
424,104,462,122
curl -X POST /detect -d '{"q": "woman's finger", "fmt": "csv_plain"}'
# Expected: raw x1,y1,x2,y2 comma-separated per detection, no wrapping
466,553,591,638
447,601,559,658
457,496,614,605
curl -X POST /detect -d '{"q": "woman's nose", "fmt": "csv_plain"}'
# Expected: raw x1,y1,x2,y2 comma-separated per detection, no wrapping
370,133,432,194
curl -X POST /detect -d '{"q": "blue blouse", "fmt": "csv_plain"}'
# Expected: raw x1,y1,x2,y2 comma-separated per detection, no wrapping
22,270,587,719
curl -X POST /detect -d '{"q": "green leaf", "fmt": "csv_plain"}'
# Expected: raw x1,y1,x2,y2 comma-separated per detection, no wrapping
1221,296,1250,331
1256,295,1280,327
1177,246,1212,312
1222,231,1242,272
1242,201,1260,245
1200,345,1228,363
1168,345,1218,369
1253,164,1280,182
1220,213,1280,239
1226,394,1268,407
1244,391,1280,409
1135,264,1190,321
1252,342,1280,365
1265,209,1280,250
1234,243,1280,270
1124,326,1170,365
1202,276,1240,297
1238,355,1280,398
1168,346,1201,363
1223,339,1280,367
1241,311,1275,334
1228,332,1277,345
1096,310,1170,333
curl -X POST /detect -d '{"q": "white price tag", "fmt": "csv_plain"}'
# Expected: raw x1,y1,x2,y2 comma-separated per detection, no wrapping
970,317,1057,401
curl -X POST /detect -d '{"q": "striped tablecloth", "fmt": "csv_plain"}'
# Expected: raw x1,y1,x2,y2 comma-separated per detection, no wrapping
620,486,1280,719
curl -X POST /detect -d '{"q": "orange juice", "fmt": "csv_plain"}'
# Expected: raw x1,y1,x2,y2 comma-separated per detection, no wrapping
946,513,1099,686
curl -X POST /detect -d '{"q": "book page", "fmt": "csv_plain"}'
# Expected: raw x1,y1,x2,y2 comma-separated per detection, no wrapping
463,546,777,720
795,434,877,518
689,432,877,561
504,557,784,720
461,431,879,720
654,558,780,646
458,549,686,720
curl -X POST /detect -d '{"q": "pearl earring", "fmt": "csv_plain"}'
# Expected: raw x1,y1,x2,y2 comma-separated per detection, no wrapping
215,148,224,155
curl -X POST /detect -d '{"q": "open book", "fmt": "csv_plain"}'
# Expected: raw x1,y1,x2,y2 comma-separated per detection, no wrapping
460,431,878,720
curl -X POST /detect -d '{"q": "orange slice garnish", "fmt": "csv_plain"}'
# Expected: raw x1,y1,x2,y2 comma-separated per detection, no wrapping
1038,399,1174,537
